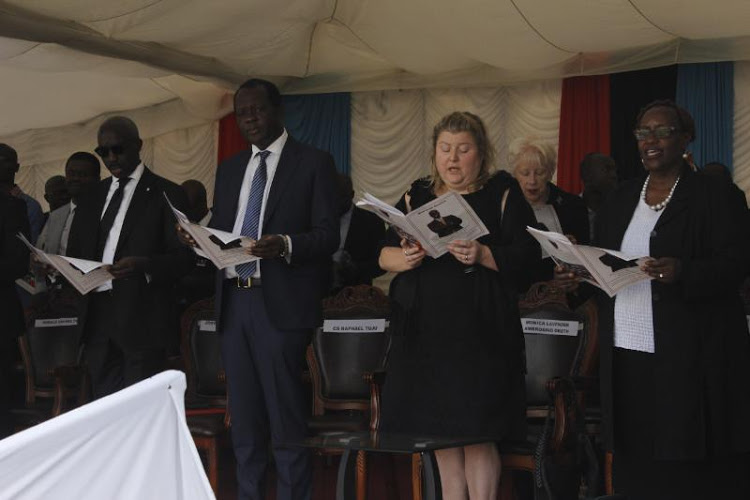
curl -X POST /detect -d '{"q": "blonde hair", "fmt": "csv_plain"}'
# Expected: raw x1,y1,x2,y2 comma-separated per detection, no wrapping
508,137,557,177
430,111,495,193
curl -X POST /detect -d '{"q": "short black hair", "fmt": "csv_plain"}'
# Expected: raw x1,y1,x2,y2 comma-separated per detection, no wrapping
580,152,616,182
234,78,282,108
703,161,731,179
0,143,18,163
99,116,141,142
45,175,66,190
66,151,101,175
635,99,695,142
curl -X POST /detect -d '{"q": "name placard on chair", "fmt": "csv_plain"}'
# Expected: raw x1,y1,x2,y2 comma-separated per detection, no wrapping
197,320,217,332
34,317,78,328
521,318,580,337
322,319,387,333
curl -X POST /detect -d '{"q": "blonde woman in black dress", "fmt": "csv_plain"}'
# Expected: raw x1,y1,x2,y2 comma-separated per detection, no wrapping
379,112,539,499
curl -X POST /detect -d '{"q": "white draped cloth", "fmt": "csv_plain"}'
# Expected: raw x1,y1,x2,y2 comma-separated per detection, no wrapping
0,371,214,500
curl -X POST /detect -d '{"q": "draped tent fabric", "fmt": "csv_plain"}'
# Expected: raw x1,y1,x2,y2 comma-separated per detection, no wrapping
557,75,611,194
3,1,750,210
676,62,735,171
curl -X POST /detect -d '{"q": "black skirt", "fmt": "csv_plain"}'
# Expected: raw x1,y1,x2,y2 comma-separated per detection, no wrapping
611,347,750,500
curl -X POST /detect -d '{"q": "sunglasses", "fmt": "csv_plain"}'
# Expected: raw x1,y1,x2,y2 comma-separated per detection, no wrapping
94,144,126,158
633,126,678,141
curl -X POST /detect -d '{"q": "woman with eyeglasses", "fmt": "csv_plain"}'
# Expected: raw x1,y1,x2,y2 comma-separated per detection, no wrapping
556,100,750,499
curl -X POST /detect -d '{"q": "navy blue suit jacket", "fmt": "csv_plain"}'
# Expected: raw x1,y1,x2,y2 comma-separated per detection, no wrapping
210,137,340,331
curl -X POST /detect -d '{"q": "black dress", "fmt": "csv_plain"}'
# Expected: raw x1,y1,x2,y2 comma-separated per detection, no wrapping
379,172,540,440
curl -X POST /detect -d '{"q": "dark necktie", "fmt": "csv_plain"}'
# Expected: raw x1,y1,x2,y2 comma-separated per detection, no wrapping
97,177,131,260
236,151,270,278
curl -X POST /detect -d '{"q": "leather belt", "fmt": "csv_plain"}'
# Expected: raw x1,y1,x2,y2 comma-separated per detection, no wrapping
233,276,262,288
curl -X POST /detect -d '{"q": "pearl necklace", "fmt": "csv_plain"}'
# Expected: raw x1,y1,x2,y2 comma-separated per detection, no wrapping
641,174,680,211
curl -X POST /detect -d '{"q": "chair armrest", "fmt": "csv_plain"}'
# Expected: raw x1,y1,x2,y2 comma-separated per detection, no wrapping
546,376,577,454
364,370,386,433
50,365,88,417
50,365,85,386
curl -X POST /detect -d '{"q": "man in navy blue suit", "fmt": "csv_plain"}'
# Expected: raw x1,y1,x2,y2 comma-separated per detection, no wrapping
207,79,339,500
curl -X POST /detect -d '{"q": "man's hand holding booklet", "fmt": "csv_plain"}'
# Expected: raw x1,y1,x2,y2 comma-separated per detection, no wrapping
165,194,257,270
355,191,488,258
526,226,653,297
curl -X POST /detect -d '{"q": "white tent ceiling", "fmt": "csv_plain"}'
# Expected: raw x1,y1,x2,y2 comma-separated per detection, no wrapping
1,0,750,139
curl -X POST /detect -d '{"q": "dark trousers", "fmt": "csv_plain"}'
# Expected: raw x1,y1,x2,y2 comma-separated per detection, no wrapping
221,284,312,500
84,292,164,398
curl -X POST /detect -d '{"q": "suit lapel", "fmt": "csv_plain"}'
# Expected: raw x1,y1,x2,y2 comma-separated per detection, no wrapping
222,151,252,231
263,138,298,225
653,169,693,231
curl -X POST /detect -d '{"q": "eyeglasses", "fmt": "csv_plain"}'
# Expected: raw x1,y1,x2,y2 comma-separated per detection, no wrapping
94,144,126,158
633,126,678,141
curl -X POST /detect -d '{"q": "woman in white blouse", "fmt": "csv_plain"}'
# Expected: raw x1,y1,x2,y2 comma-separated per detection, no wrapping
556,100,750,499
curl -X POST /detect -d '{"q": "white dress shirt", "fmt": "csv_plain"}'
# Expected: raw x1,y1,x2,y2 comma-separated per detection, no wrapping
96,163,145,291
613,198,663,353
225,130,288,279
199,209,212,226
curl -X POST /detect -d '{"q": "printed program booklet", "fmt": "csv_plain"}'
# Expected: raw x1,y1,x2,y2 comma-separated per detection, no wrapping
355,191,488,258
17,234,113,295
526,226,652,297
165,195,258,270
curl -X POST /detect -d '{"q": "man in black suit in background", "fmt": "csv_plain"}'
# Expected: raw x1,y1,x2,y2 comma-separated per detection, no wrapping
67,116,193,397
205,79,339,500
0,189,29,437
330,173,386,293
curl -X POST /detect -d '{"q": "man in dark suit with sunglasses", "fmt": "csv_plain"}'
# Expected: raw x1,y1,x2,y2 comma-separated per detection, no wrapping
67,116,193,397
199,79,339,500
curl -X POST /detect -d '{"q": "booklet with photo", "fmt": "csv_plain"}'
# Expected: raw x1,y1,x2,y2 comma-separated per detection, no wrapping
526,226,652,297
17,234,113,295
355,191,489,258
165,195,258,270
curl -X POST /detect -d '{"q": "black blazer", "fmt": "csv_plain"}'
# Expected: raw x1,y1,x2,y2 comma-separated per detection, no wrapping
0,193,30,338
67,167,194,351
210,137,340,331
341,206,386,286
593,168,750,460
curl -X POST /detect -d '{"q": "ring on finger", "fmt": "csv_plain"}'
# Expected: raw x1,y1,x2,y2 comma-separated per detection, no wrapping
659,273,664,279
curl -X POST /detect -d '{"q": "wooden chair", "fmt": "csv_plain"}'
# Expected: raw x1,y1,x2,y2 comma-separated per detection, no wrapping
180,297,228,494
307,285,395,499
499,281,600,500
12,295,89,431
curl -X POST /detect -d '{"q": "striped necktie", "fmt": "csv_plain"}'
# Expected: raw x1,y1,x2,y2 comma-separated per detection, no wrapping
236,150,270,278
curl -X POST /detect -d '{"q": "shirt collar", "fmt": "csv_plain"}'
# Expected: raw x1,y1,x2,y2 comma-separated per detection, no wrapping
113,162,144,186
251,129,288,159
